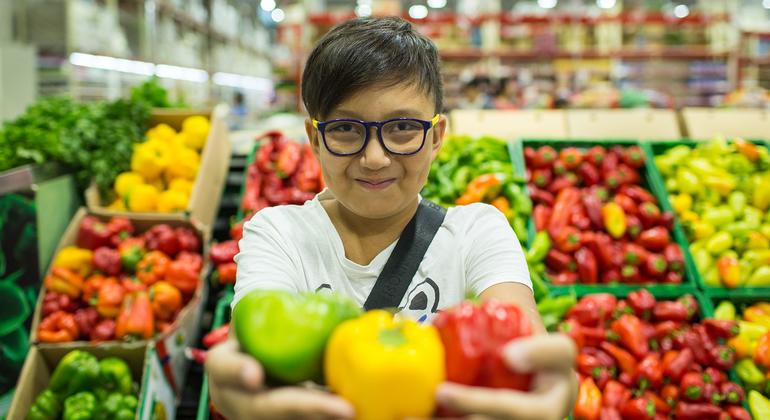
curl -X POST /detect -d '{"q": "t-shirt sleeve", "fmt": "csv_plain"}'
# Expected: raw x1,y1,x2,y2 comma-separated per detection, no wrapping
461,204,532,296
232,209,301,309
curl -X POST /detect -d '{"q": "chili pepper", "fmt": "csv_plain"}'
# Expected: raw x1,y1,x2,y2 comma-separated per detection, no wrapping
717,255,741,288
546,249,576,272
213,262,237,285
617,164,641,186
53,246,94,277
623,214,642,239
91,319,115,341
533,205,552,231
677,295,698,320
38,311,80,343
117,238,145,273
613,194,637,217
203,324,231,349
624,243,650,266
726,405,752,420
107,216,134,246
636,352,664,389
529,185,555,206
704,367,727,385
44,267,84,299
642,391,670,415
175,227,200,253
627,289,656,319
579,162,601,187
655,321,681,340
73,307,99,340
530,168,552,188
703,319,739,339
42,291,78,317
621,146,645,169
600,342,637,377
115,291,155,339
136,251,170,285
718,381,744,405
27,389,62,420
603,380,630,409
709,345,736,371
49,350,99,397
574,377,602,420
92,247,121,277
63,391,97,420
570,294,618,327
143,224,181,257
575,247,598,284
165,259,199,294
674,402,721,420
552,271,578,285
602,202,627,239
612,314,648,358
603,268,622,284
621,265,641,283
548,187,581,236
636,227,670,252
754,332,770,369
620,397,656,420
77,216,113,250
149,281,182,321
653,301,689,323
97,279,125,318
663,348,693,383
662,243,684,275
578,353,610,376
681,372,705,402
532,145,557,168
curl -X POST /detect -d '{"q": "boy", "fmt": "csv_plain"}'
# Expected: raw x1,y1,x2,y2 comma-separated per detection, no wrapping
206,16,576,419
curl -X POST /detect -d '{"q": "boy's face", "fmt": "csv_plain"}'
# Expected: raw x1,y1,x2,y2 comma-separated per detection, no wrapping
305,82,447,220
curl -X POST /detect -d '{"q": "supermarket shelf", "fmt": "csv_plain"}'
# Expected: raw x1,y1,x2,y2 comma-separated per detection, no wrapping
440,48,730,61
157,0,209,35
739,56,770,66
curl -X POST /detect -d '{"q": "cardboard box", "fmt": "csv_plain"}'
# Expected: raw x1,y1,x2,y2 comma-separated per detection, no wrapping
681,107,770,140
7,344,176,420
29,208,210,397
448,110,568,139
85,105,232,233
566,109,682,141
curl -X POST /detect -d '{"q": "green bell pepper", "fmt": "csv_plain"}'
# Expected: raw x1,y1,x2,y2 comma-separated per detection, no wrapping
98,357,134,395
714,301,736,321
749,390,770,420
525,231,551,264
27,389,61,420
233,289,361,384
63,392,96,420
49,350,100,397
95,393,138,420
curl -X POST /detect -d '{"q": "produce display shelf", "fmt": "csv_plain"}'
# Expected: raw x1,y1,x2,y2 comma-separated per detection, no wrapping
234,140,261,222
518,138,696,291
196,291,234,420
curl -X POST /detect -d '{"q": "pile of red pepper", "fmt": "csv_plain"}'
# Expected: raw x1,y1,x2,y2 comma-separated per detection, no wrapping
524,144,685,285
241,131,325,218
565,290,750,420
37,216,203,343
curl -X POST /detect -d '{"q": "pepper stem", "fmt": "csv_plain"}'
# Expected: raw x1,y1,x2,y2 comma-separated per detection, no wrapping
378,326,407,348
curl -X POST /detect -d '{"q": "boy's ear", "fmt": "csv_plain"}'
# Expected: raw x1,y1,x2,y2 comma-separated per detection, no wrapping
429,115,447,161
305,118,321,156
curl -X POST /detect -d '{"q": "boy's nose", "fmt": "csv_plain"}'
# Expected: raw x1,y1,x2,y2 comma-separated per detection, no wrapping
360,127,390,171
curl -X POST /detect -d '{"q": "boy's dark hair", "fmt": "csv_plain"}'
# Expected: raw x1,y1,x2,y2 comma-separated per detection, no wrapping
301,17,443,119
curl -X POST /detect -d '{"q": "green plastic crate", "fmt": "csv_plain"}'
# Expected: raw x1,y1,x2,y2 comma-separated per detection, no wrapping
519,139,696,291
642,139,770,295
196,292,233,420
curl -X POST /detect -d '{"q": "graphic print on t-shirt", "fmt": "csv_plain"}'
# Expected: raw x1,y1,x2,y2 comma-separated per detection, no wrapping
398,278,440,323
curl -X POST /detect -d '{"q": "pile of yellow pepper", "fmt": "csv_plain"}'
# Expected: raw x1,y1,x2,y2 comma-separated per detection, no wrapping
107,116,210,212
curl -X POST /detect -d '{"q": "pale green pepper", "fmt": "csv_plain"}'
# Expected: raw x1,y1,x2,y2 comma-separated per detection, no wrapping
747,266,770,287
707,231,733,255
691,221,715,241
703,267,721,287
693,248,714,273
738,321,769,341
749,390,770,420
744,207,764,229
702,207,735,226
690,240,706,254
729,191,748,215
736,360,765,390
725,222,753,238
761,224,770,240
664,178,678,192
745,250,770,266
714,301,736,321
676,169,700,194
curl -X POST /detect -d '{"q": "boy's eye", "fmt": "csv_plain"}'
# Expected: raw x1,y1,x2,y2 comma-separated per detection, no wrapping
387,120,422,132
328,123,357,132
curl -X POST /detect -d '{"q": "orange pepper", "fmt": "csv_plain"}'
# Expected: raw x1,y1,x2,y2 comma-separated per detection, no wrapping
82,274,108,304
754,332,770,369
165,259,199,294
573,377,602,420
729,336,757,359
455,174,502,205
734,138,760,162
116,291,155,339
150,281,182,321
136,251,170,285
37,311,79,343
97,279,126,319
717,256,741,289
490,196,511,214
744,304,770,329
44,267,84,298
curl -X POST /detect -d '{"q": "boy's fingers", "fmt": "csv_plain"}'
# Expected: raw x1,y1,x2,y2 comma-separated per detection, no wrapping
205,338,264,391
251,387,355,419
502,333,576,373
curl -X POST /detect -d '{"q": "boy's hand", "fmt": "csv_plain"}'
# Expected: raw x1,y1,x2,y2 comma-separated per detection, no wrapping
435,334,577,420
205,337,355,419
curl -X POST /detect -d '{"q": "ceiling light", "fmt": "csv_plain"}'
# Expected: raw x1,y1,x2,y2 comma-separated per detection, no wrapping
355,4,372,16
408,5,428,19
427,0,447,8
537,0,557,9
674,4,689,18
271,8,285,22
596,0,616,9
260,0,275,12
763,0,770,9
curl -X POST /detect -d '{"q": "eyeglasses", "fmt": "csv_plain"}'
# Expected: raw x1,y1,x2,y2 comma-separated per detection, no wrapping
312,114,440,156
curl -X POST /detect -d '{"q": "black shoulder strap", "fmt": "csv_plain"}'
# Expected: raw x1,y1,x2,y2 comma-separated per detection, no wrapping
363,199,447,311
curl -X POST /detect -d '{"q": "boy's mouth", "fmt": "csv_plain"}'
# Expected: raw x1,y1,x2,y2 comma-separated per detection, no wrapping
356,178,396,190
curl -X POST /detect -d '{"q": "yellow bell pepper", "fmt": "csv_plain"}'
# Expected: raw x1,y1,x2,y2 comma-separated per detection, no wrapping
114,172,145,198
146,123,177,143
108,198,126,211
127,184,160,212
164,147,200,182
168,178,194,197
131,141,169,181
52,246,93,277
325,310,445,420
157,190,189,213
181,116,210,150
671,193,692,214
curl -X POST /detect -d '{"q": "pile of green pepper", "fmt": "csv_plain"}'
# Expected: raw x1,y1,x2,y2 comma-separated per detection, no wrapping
27,350,139,420
422,135,532,244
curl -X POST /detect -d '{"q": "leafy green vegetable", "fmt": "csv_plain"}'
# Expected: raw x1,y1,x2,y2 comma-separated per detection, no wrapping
130,77,186,108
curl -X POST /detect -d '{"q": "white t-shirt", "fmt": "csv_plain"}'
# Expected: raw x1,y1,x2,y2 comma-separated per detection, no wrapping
233,192,531,322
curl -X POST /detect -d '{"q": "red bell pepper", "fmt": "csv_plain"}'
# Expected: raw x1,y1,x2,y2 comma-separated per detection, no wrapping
620,397,656,420
703,319,739,339
709,345,736,370
586,146,606,166
524,146,536,164
571,207,592,230
602,269,622,284
574,377,602,420
663,244,684,274
530,168,552,188
725,406,752,420
203,324,231,348
602,380,630,409
681,372,705,402
643,391,670,415
621,146,645,169
602,151,619,173
627,289,656,319
663,348,693,383
703,367,727,385
107,217,134,247
41,291,78,317
559,319,585,349
136,251,170,285
37,311,79,343
611,314,648,359
276,141,302,177
545,249,576,272
579,162,601,186
176,251,202,273
433,300,533,390
643,253,667,279
575,247,598,284
624,243,650,266
594,234,622,268
77,216,113,250
532,145,557,168
720,382,744,405
637,227,670,252
529,186,555,206
653,301,689,323
620,265,641,283
213,262,237,285
144,224,181,257
533,205,552,231
625,215,643,239
619,185,656,204
230,219,245,242
674,402,721,420
582,195,605,230
662,384,680,407
97,279,125,319
175,227,201,253
613,193,638,216
677,295,698,320
93,247,121,276
569,294,617,327
210,240,240,265
636,353,664,388
638,203,661,229
616,164,641,186
559,147,584,170
548,187,581,236
552,272,578,285
600,342,637,377
552,159,567,176
165,259,199,294
115,291,155,339
91,319,116,342
554,226,582,253
73,307,99,340
663,271,683,284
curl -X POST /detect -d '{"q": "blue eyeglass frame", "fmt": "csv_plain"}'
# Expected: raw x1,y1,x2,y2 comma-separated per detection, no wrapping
311,114,441,156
